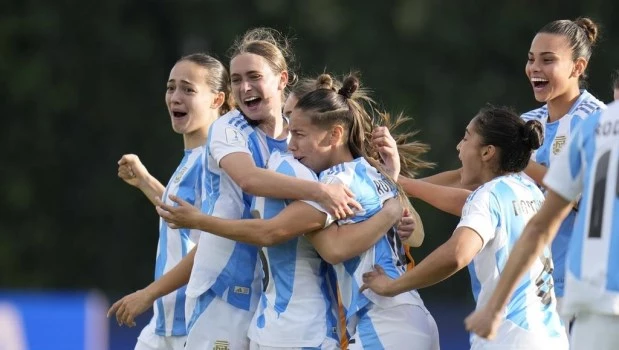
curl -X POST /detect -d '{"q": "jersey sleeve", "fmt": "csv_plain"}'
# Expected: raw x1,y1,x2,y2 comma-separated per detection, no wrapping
456,188,500,249
208,120,251,165
301,172,345,228
543,118,589,202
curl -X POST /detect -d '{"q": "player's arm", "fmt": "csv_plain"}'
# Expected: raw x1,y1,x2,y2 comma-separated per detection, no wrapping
361,226,482,296
307,198,403,265
107,246,196,327
220,152,361,219
402,205,424,247
117,154,166,206
399,176,470,217
523,160,547,186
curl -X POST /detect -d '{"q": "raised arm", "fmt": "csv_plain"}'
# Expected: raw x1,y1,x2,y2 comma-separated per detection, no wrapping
118,154,165,206
220,152,361,219
107,246,196,327
399,176,470,217
307,198,403,265
361,226,482,296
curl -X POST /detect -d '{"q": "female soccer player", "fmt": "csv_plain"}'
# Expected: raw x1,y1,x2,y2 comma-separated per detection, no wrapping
115,53,232,350
361,106,569,349
465,102,619,349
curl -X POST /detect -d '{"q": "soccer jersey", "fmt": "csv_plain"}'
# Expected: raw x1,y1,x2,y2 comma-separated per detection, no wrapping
247,151,337,347
153,146,204,336
521,89,606,297
544,101,619,317
186,110,288,314
458,174,566,346
309,158,425,322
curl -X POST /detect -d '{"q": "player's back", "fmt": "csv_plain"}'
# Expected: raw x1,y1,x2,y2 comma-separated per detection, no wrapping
462,174,567,349
248,151,337,348
558,102,619,317
320,158,424,320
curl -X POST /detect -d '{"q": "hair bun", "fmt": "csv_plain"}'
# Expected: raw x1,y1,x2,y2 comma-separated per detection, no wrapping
520,120,544,150
315,74,334,90
338,75,359,99
574,17,599,45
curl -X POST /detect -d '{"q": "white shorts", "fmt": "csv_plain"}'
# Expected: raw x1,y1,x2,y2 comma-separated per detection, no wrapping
135,317,186,350
249,337,338,350
470,319,568,350
185,290,254,350
571,312,619,350
347,304,439,350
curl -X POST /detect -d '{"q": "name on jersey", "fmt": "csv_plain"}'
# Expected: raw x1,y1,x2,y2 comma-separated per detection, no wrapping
552,135,566,155
596,119,619,137
512,199,543,216
373,179,393,196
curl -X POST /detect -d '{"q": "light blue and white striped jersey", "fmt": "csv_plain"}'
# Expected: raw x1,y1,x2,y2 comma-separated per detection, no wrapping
247,151,337,348
521,90,606,297
186,110,288,314
544,101,619,317
153,146,204,336
311,158,425,322
458,174,566,346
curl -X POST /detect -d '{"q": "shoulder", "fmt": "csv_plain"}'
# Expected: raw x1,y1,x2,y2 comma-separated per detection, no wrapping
572,91,606,119
211,110,251,132
521,105,548,121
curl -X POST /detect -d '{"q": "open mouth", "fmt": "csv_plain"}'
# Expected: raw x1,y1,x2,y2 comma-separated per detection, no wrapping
173,111,187,118
531,77,549,89
244,96,262,108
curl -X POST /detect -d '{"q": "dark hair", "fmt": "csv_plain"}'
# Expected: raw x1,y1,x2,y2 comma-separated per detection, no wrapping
290,76,341,100
538,17,600,81
178,53,233,115
295,73,433,185
612,69,619,90
228,27,297,85
473,106,543,174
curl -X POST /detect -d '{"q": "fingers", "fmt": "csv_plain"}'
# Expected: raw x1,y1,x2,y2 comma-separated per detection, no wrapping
155,197,176,213
359,283,368,293
374,264,386,275
402,207,410,217
107,299,121,318
169,194,190,207
348,199,363,212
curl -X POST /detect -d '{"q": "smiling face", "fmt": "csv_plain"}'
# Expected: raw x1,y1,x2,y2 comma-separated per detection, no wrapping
287,108,334,173
230,53,287,122
525,33,582,103
165,60,219,135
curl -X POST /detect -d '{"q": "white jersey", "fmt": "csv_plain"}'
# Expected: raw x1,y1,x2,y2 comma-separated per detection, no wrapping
153,146,204,336
544,101,619,317
248,151,337,347
186,110,288,312
458,174,566,346
310,158,424,322
521,90,606,297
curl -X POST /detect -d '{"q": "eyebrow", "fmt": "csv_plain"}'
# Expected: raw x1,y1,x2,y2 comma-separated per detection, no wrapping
528,51,557,56
167,79,194,85
231,70,260,77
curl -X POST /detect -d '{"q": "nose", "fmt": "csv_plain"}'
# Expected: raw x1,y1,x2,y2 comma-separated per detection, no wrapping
287,140,297,152
241,80,251,93
170,89,182,104
456,140,462,152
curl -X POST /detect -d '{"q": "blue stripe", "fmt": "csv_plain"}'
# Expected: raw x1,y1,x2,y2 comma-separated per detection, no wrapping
535,121,558,167
356,306,384,349
607,196,619,292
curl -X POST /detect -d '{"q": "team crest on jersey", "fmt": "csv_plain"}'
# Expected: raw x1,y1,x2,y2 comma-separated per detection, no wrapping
173,167,188,183
225,127,245,146
552,135,567,155
213,340,230,350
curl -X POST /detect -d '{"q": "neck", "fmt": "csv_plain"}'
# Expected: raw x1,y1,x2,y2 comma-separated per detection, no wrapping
328,145,355,168
183,127,208,149
258,110,287,139
547,86,581,122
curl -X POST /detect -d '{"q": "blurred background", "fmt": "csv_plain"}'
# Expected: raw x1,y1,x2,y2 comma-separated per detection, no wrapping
1,0,617,349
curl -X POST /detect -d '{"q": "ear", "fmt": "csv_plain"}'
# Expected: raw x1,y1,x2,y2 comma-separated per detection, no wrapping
278,70,289,90
210,91,225,110
330,125,345,146
480,144,496,162
571,57,588,79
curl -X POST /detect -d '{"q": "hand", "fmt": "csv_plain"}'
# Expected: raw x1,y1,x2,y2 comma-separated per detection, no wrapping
360,265,397,297
372,126,400,180
396,207,416,241
319,183,363,220
155,195,201,229
118,154,150,188
107,289,155,327
464,306,502,340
